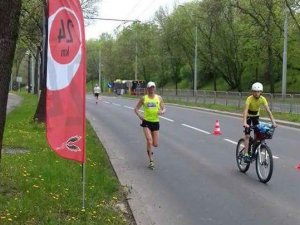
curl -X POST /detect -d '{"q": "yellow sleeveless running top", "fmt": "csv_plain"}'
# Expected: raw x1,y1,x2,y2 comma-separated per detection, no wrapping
143,95,160,122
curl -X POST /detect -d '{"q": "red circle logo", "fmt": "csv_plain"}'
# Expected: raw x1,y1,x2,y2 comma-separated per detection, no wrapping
49,9,81,64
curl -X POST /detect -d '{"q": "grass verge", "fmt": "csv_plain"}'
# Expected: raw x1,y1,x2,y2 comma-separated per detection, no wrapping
0,93,134,225
163,99,300,123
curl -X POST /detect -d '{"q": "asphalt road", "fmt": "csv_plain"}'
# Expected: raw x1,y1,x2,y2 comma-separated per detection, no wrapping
86,95,300,225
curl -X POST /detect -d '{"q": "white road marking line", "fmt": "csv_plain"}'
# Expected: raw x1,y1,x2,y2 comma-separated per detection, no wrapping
160,116,174,122
124,105,134,109
224,139,238,145
224,138,279,159
181,124,210,134
91,98,282,160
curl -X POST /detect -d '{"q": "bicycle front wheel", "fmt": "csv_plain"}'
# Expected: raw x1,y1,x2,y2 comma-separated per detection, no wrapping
236,138,250,173
256,144,273,183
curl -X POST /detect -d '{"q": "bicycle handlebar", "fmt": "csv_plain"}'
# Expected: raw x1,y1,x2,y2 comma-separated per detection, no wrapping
243,124,276,130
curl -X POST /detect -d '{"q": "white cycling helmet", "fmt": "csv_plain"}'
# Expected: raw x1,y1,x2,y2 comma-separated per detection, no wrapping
251,82,263,91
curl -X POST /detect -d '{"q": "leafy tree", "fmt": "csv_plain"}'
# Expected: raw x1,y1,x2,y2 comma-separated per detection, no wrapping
155,7,185,93
87,0,300,93
86,39,101,83
113,27,137,80
285,0,300,33
232,0,286,93
25,0,101,122
211,0,245,91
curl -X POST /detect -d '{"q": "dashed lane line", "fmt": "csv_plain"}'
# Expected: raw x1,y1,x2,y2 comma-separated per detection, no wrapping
181,124,211,134
224,139,238,145
124,105,134,109
160,116,174,122
224,138,279,159
90,100,280,159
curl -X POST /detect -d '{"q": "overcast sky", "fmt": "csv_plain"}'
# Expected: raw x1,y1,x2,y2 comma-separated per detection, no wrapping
85,0,193,40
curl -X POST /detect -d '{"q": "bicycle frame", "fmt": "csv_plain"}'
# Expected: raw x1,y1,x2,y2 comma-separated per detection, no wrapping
249,138,267,163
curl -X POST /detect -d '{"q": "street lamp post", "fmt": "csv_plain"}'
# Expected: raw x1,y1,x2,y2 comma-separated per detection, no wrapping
135,30,138,81
282,5,288,98
194,25,198,95
98,49,101,93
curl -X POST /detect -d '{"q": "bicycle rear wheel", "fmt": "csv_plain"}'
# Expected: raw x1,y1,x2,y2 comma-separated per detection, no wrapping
236,138,250,173
256,144,273,183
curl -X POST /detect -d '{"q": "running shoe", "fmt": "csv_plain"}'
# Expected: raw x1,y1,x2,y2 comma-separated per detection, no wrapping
148,160,155,169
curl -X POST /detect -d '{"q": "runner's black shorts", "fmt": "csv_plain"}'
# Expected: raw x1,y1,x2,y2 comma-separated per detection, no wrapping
244,116,259,135
94,93,99,97
140,120,160,132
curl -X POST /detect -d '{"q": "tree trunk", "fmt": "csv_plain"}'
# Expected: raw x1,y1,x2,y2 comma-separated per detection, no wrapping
0,0,22,159
34,46,40,95
33,3,47,123
33,48,46,122
33,88,46,122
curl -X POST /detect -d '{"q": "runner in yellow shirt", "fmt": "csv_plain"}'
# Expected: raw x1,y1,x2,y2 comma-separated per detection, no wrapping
134,81,166,169
242,82,277,162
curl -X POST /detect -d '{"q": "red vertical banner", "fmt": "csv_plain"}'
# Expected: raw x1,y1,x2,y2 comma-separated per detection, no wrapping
46,0,86,163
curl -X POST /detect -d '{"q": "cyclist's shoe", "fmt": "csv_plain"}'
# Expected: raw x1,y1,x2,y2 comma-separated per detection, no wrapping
243,154,251,163
148,160,155,170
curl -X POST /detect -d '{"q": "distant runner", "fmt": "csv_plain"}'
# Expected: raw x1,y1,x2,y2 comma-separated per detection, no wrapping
94,84,101,104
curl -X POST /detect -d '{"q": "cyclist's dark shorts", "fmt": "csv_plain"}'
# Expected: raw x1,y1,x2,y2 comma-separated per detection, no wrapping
244,116,259,135
140,120,160,132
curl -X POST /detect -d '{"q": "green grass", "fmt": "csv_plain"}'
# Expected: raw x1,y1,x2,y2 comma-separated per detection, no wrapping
0,94,133,225
182,101,300,123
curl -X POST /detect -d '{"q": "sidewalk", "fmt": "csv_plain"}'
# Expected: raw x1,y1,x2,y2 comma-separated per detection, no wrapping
7,93,22,114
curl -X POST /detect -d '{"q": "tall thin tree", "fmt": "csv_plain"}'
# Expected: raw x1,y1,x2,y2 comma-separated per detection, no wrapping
0,0,23,159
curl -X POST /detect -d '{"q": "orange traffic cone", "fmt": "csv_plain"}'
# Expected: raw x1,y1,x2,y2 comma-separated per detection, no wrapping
213,120,222,135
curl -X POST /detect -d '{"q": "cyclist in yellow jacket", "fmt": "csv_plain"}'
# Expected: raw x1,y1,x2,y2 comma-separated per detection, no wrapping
134,81,166,169
242,82,277,162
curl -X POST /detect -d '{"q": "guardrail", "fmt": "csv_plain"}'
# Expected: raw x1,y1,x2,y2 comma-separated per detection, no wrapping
154,89,300,114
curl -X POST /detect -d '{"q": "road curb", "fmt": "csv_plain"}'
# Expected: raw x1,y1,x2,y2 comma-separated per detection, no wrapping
169,103,300,129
